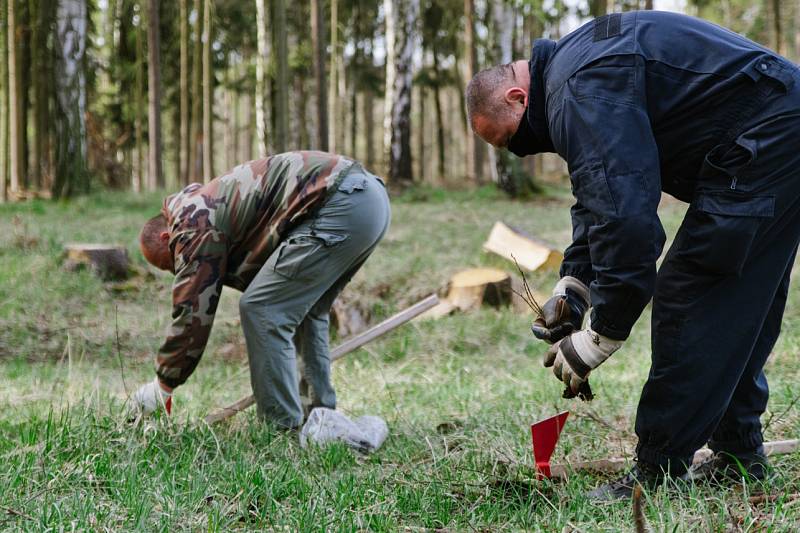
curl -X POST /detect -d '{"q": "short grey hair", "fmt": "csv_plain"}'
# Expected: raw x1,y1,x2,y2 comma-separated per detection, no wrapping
465,63,516,125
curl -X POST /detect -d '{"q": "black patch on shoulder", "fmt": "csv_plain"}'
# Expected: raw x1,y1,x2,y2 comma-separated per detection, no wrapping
593,13,622,41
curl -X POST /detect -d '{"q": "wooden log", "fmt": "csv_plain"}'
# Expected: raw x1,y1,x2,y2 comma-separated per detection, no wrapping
419,268,512,319
549,439,800,479
63,244,130,281
203,294,440,425
483,221,562,272
330,297,369,337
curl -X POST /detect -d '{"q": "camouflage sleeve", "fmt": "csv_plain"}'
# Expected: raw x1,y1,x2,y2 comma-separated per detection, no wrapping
155,229,228,388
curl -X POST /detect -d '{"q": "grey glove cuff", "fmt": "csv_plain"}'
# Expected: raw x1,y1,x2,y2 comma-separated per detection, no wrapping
553,276,590,306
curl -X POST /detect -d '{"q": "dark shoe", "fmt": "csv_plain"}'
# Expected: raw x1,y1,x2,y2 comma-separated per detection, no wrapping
586,462,668,501
687,451,769,484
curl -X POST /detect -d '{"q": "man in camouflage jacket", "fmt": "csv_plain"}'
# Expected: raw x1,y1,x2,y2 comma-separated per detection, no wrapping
131,151,391,428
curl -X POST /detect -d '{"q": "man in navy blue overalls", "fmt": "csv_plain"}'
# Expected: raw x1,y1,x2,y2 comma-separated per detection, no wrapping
467,11,800,500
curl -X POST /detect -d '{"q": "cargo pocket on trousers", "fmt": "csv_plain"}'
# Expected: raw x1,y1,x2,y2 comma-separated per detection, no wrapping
685,192,774,277
273,231,349,279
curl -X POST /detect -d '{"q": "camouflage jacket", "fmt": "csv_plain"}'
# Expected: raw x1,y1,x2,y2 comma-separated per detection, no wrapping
156,151,356,387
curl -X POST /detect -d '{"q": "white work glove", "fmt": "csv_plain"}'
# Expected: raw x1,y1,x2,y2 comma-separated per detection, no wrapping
131,378,173,416
544,325,622,397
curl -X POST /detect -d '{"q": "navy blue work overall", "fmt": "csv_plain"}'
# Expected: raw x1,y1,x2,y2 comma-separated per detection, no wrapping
518,11,800,473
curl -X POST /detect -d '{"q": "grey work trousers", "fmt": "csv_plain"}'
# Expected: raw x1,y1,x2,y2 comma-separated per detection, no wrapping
239,168,390,428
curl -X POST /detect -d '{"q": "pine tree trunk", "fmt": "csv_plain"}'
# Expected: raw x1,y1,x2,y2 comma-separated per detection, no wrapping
363,88,374,169
382,0,394,167
17,0,28,189
431,43,446,181
417,85,425,183
389,0,419,185
179,0,189,185
202,0,212,182
0,0,7,202
795,0,800,62
328,0,339,152
189,0,202,181
134,8,145,192
463,0,484,184
273,0,288,153
8,0,19,194
255,0,268,157
147,0,163,189
53,0,89,198
311,0,327,151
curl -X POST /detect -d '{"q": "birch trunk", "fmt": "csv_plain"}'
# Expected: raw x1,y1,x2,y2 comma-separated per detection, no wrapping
255,0,268,156
389,0,419,185
382,0,395,166
53,0,89,198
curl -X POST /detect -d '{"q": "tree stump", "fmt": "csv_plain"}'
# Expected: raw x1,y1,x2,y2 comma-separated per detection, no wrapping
483,221,562,272
64,244,130,281
421,268,512,319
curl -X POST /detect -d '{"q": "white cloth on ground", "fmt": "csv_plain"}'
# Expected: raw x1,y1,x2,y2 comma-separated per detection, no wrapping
299,407,389,453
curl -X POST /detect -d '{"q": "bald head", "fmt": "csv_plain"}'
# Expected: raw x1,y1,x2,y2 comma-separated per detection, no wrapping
465,60,530,149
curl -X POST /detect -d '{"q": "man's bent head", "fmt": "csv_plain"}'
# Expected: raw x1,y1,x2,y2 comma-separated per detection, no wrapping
140,214,174,272
465,61,529,149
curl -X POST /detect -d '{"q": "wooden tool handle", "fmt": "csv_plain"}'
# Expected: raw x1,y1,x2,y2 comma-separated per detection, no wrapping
203,294,440,425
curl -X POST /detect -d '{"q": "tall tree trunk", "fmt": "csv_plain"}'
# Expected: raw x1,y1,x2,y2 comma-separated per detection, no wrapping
363,88,374,169
53,0,89,198
274,0,288,153
189,0,202,181
463,0,484,184
311,0,327,151
0,0,7,201
644,0,653,10
134,6,145,192
147,0,163,189
589,0,607,16
202,0,212,182
241,84,252,161
795,0,800,61
255,0,268,156
382,0,395,167
417,85,425,183
7,0,19,194
179,0,189,184
328,0,339,152
33,0,53,191
17,0,28,189
431,43,446,181
389,0,419,185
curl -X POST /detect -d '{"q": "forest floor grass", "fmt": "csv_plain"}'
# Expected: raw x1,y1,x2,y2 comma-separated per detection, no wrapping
1,186,799,531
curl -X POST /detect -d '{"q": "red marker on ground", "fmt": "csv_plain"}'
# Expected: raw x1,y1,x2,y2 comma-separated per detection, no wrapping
531,411,569,479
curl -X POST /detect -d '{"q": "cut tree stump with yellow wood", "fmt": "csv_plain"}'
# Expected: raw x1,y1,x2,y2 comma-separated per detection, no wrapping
63,244,131,281
420,267,512,319
483,221,562,272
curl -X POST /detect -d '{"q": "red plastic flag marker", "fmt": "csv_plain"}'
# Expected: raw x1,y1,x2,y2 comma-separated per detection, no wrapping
165,396,172,415
531,411,569,479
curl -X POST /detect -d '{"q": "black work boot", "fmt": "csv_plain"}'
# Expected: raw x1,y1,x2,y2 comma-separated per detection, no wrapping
586,462,669,501
687,450,769,485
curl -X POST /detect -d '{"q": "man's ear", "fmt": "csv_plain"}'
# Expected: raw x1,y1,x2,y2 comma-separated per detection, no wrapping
504,87,528,108
159,231,170,243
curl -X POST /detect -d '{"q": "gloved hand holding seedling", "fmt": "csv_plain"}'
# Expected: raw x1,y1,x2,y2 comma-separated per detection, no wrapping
512,257,597,401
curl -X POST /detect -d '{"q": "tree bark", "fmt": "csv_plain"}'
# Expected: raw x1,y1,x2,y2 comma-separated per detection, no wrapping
770,0,783,54
362,88,374,169
329,0,339,152
382,0,395,167
147,0,163,189
133,7,145,193
431,43,446,181
7,0,19,194
202,0,212,182
795,0,800,62
0,0,7,202
463,0,484,184
311,0,327,151
179,0,190,185
189,0,202,181
255,0,269,157
417,85,425,182
17,0,28,189
389,0,419,185
53,0,89,198
274,0,288,153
